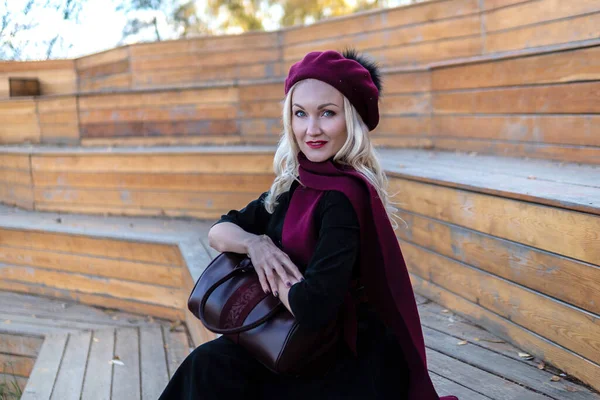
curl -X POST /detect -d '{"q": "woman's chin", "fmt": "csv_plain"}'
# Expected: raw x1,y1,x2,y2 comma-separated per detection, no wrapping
302,148,332,163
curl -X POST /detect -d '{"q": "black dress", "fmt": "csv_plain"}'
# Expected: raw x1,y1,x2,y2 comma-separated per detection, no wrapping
159,182,410,399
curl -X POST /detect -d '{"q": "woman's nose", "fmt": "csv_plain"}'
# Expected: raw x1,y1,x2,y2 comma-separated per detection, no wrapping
306,118,321,136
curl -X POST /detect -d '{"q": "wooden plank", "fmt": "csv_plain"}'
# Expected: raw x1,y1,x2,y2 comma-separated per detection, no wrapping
239,83,282,102
283,0,479,45
396,210,600,315
0,333,42,358
380,93,430,115
78,104,237,124
381,149,600,188
34,188,260,213
384,71,431,94
112,328,141,400
81,135,243,147
76,47,129,70
37,96,77,113
31,152,274,173
78,73,132,92
429,373,491,400
431,137,600,165
0,265,184,309
81,329,115,400
485,0,600,32
434,82,600,114
50,331,92,400
385,156,600,214
283,14,480,62
0,353,35,377
411,275,600,392
372,36,482,67
485,12,600,53
132,48,278,72
34,202,227,220
0,280,184,321
162,325,189,378
403,240,600,365
432,45,600,90
78,87,238,110
419,302,540,365
482,0,532,11
0,59,74,73
80,119,239,138
0,228,184,266
78,59,130,79
374,115,431,136
0,169,32,186
390,177,600,265
140,326,169,400
427,348,550,399
130,32,278,57
431,115,600,147
239,100,282,119
424,326,600,400
21,333,68,400
239,119,282,136
33,170,273,191
0,245,183,287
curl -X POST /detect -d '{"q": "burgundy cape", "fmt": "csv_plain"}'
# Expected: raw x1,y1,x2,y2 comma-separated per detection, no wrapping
281,152,457,400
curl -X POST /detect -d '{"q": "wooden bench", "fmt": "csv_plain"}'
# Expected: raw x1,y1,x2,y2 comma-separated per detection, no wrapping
0,202,598,399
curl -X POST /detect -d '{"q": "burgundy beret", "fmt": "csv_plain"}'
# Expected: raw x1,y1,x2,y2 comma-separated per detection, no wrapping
284,50,380,131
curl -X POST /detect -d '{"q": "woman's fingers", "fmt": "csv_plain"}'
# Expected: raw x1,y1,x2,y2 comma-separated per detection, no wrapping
256,268,270,294
270,260,293,288
263,266,279,296
277,254,304,282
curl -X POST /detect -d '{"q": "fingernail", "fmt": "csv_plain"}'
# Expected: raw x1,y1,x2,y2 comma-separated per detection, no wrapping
286,282,292,288
274,291,279,297
264,290,270,295
301,277,305,281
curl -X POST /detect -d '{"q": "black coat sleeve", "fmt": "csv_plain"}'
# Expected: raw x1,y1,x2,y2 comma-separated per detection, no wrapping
288,190,360,330
212,192,272,235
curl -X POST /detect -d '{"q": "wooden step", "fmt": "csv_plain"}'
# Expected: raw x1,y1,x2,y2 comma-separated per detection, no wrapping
20,326,190,400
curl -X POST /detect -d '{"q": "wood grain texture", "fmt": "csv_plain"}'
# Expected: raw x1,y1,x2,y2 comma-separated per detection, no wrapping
432,45,600,90
431,138,600,164
432,115,600,147
80,329,114,400
484,0,600,32
389,177,600,265
112,328,141,400
412,275,600,392
0,353,35,377
21,333,68,400
33,170,273,192
396,210,600,315
50,331,91,400
140,326,169,400
433,82,600,114
404,241,600,365
0,228,183,266
485,12,600,53
0,333,42,358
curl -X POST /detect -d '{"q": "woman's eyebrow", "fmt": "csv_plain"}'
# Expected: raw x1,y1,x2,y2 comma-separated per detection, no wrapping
292,102,339,109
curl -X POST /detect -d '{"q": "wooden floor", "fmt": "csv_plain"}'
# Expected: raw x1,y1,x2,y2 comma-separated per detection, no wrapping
0,291,598,400
0,291,190,400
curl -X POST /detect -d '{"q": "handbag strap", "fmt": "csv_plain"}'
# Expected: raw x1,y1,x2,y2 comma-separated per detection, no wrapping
198,264,283,334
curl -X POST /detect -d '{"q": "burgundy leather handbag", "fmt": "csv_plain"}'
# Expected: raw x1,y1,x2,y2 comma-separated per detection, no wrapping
188,252,339,376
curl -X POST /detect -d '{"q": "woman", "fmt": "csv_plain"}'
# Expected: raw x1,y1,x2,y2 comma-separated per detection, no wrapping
160,50,457,400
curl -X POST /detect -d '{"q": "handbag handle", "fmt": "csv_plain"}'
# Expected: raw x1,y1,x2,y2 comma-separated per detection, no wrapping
198,261,283,334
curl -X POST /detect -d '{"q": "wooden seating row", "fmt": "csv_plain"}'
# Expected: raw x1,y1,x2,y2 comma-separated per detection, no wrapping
0,146,598,392
2,39,599,164
3,0,599,97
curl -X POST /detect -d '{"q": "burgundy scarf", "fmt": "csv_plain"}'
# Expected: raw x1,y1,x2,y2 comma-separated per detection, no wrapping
282,152,457,400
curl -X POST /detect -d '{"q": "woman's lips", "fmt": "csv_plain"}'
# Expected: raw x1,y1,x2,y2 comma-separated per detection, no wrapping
306,141,328,149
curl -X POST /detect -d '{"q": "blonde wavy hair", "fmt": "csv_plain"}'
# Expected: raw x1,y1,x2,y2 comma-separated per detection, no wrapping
263,81,401,230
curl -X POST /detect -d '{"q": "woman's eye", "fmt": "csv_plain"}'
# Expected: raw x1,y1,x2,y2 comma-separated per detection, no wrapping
294,110,306,117
322,110,335,117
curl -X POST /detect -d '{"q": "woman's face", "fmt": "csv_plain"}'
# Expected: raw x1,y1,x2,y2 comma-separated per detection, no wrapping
291,79,347,163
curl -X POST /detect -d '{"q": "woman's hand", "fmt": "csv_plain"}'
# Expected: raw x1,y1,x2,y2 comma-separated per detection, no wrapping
244,234,304,296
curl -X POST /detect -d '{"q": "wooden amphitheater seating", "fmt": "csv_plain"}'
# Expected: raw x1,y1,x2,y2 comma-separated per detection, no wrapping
0,0,599,396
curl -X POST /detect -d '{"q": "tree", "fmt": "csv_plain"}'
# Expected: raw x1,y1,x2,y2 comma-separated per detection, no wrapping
0,0,88,60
